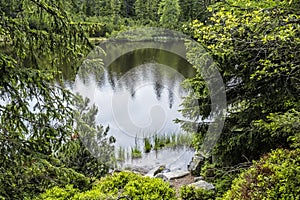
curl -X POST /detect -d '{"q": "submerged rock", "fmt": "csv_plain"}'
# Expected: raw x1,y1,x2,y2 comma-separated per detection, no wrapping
161,168,171,173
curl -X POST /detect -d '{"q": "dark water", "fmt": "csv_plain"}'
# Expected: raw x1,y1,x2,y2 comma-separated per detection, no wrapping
73,48,196,169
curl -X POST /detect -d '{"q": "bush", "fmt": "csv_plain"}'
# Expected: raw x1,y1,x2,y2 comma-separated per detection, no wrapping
0,157,91,200
223,148,300,200
98,172,176,200
36,185,79,200
198,160,243,199
180,185,215,200
37,171,176,200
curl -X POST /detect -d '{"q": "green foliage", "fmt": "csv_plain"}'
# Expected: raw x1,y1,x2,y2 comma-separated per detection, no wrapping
197,160,250,199
0,0,118,199
158,0,181,29
0,153,91,199
38,171,177,200
37,184,114,200
223,148,300,200
182,0,300,166
122,176,176,200
2,0,299,199
134,0,159,22
56,96,116,179
254,109,300,148
97,171,176,200
110,0,121,23
179,0,216,22
181,1,300,191
180,185,215,200
37,185,79,200
0,2,78,200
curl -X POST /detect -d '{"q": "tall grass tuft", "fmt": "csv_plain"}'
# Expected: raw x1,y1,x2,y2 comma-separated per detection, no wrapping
117,146,126,162
144,137,152,153
131,135,142,159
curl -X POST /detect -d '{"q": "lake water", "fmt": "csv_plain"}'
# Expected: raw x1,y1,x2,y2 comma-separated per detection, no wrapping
73,47,196,170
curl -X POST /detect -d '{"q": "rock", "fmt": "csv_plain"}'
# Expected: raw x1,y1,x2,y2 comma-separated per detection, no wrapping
154,173,168,181
188,180,215,190
194,176,204,182
188,152,204,175
162,170,190,180
128,166,151,175
154,165,166,176
145,165,166,177
161,168,171,173
154,170,190,181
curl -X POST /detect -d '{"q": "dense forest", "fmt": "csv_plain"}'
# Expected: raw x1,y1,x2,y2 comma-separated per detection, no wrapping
0,0,299,199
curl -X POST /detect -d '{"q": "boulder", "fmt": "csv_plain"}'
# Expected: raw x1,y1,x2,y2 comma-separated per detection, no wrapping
188,180,215,190
145,165,166,177
128,166,151,175
159,170,190,180
154,173,168,181
193,176,204,182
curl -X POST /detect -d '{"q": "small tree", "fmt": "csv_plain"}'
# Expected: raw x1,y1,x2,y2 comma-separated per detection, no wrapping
180,0,300,166
111,0,121,23
0,0,111,199
135,0,160,22
158,0,181,29
56,96,116,179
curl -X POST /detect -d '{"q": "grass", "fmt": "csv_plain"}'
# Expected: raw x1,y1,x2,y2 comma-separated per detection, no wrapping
152,132,193,150
129,132,194,154
116,132,193,162
117,146,125,162
131,147,142,159
131,136,142,159
154,134,166,150
144,137,152,153
175,132,193,147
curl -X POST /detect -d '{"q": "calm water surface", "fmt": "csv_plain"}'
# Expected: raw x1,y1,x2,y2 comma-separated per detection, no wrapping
73,48,196,169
